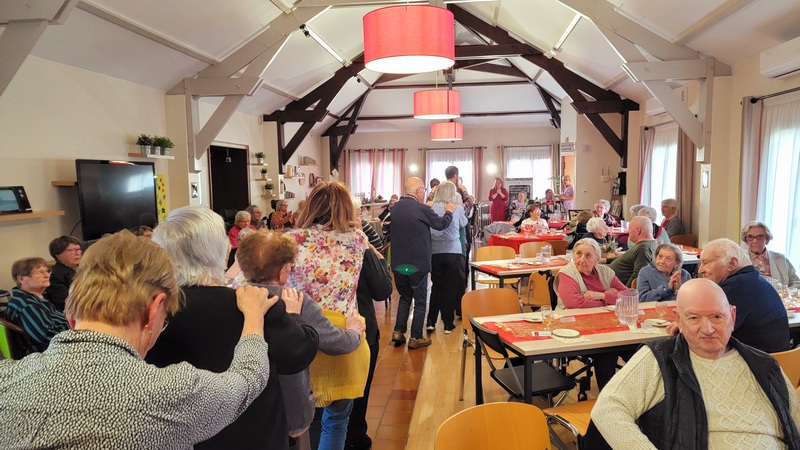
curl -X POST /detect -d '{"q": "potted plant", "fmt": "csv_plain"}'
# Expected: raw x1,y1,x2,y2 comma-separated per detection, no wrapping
255,152,266,164
135,134,153,154
161,137,175,156
265,183,274,195
152,136,167,155
260,168,268,178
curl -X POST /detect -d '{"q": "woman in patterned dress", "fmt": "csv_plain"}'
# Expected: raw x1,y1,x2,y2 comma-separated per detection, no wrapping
287,181,369,450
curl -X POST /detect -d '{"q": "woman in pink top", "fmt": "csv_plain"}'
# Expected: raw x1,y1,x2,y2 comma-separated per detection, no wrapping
556,238,626,309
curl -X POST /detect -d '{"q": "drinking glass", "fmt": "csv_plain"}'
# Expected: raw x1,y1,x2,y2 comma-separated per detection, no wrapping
616,289,639,327
565,250,573,262
541,244,552,263
655,302,669,320
541,306,555,330
515,254,522,263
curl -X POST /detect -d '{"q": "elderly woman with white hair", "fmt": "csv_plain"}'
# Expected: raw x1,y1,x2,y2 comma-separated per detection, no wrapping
638,206,671,245
0,231,278,448
427,181,468,334
578,217,610,245
741,221,800,288
147,206,319,450
636,244,692,301
593,199,619,227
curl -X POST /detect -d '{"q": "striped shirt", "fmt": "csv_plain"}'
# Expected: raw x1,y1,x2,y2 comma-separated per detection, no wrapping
4,288,69,355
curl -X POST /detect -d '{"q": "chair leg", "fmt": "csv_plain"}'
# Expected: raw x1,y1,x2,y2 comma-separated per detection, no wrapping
458,337,468,401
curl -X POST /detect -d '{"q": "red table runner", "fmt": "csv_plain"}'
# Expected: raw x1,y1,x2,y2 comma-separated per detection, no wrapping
476,258,568,276
488,233,567,252
483,307,675,343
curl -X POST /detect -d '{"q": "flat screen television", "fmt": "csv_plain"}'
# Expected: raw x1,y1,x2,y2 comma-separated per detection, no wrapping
76,159,158,241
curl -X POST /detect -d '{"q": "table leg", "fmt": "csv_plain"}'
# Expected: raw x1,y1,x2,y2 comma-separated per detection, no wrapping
474,338,483,405
524,357,533,404
470,266,477,291
499,276,504,288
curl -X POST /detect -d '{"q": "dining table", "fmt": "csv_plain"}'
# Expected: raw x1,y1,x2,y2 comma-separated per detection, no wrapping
470,256,570,290
487,231,567,253
472,302,800,404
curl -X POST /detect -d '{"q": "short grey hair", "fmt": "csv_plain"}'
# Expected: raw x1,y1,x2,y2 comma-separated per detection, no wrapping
586,217,606,233
593,199,610,211
629,204,646,216
638,206,658,222
631,216,654,238
433,181,460,204
235,211,251,222
153,206,229,286
740,221,773,243
655,243,683,266
661,198,678,209
574,238,602,259
237,227,256,241
705,238,752,270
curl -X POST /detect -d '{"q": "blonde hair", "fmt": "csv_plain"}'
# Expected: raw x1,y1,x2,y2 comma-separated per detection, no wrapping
238,231,297,284
66,231,182,326
295,181,358,233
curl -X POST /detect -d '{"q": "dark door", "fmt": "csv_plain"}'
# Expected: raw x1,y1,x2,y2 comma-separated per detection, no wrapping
209,145,249,212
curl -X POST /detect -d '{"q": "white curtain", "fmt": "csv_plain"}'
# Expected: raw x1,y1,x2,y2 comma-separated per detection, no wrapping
755,91,800,263
641,122,678,219
502,145,552,197
425,148,475,195
345,149,404,199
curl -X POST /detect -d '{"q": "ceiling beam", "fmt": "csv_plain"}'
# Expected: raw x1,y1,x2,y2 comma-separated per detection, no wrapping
537,85,561,129
373,80,532,90
323,93,369,174
358,110,551,120
572,99,640,115
454,43,537,59
460,62,529,78
673,0,754,46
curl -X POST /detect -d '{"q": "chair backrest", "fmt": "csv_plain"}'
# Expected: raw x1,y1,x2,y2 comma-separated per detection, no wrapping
519,241,548,258
0,318,25,360
435,402,551,450
462,289,521,333
526,272,553,309
772,347,800,388
549,240,568,255
631,278,638,289
468,316,511,360
568,209,582,221
476,245,516,262
671,234,698,247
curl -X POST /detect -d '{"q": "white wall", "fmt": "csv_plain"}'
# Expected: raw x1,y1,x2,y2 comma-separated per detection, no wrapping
340,125,560,200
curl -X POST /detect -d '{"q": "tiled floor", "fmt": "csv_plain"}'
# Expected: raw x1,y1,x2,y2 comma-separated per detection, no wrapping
364,293,428,450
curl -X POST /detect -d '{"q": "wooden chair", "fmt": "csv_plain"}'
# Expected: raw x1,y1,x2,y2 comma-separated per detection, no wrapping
771,347,800,388
435,402,552,450
630,278,638,289
550,240,568,256
459,289,521,401
543,399,597,449
469,316,575,406
524,272,553,311
671,234,698,247
519,241,549,258
475,246,520,288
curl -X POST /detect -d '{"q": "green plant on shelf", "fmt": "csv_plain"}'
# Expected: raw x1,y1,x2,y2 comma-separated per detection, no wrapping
264,183,274,190
260,168,268,176
135,134,153,146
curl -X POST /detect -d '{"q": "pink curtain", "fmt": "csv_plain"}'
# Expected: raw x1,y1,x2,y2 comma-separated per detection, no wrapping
345,148,405,199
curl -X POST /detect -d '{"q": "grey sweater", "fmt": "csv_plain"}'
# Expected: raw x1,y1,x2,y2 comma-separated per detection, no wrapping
275,290,361,436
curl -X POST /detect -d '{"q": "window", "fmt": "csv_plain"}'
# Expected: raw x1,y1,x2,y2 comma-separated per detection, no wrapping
344,149,404,199
640,122,678,219
502,146,552,197
425,148,475,196
754,92,800,263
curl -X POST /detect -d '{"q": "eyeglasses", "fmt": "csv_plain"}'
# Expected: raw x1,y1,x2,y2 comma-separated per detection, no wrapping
30,268,52,277
161,318,169,332
66,247,82,254
745,234,766,242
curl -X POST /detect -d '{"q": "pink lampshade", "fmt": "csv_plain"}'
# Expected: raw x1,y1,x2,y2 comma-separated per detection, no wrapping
431,122,463,141
363,5,455,74
414,90,461,119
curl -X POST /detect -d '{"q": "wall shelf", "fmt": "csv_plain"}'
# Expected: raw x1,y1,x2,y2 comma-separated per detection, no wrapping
298,164,317,167
127,152,175,160
249,163,269,166
0,210,65,223
254,178,273,182
51,181,77,187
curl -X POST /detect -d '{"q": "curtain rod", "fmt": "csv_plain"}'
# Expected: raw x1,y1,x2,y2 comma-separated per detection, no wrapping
643,120,676,131
750,85,800,103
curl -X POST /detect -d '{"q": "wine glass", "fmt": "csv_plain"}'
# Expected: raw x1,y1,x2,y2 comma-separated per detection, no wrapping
541,306,555,330
655,302,669,320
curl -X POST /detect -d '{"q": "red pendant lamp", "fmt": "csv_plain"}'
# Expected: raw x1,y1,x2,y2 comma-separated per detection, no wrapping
431,122,463,141
363,5,455,74
414,89,461,119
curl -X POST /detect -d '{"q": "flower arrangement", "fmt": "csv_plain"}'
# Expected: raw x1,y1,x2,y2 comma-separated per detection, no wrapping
601,239,619,255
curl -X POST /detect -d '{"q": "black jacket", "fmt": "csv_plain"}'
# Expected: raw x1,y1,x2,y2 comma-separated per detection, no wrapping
146,285,319,450
389,195,453,274
356,249,393,345
44,261,75,312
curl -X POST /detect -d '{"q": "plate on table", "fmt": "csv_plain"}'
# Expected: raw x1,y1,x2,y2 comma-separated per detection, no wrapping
525,313,543,322
605,305,616,311
645,318,670,327
552,328,580,338
683,250,699,256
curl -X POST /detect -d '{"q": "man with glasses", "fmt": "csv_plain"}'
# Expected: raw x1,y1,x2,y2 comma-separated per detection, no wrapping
697,238,789,353
390,177,455,349
44,235,82,311
6,257,69,356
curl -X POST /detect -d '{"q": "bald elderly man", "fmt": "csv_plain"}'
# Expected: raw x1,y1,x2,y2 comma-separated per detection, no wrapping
390,177,455,350
592,278,800,449
609,216,657,287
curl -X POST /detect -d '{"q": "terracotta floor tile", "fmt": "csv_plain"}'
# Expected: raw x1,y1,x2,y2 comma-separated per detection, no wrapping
384,399,416,413
389,389,417,400
379,410,413,426
375,424,410,441
370,439,407,450
366,405,385,420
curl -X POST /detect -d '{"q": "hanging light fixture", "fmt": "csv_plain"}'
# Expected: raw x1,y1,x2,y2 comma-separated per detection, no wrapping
414,89,461,119
363,5,455,74
431,122,463,141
